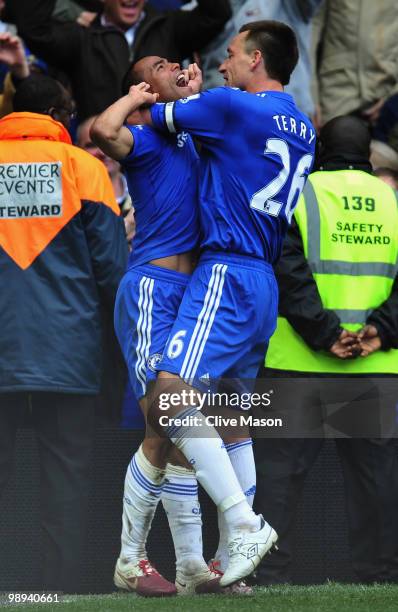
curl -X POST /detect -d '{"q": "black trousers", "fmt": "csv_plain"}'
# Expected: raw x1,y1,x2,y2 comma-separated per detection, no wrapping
254,369,398,584
0,392,95,593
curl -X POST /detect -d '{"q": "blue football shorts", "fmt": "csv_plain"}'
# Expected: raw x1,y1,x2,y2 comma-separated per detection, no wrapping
114,263,190,400
156,251,278,388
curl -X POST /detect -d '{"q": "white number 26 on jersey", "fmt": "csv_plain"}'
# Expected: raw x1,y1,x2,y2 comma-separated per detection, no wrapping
250,138,313,223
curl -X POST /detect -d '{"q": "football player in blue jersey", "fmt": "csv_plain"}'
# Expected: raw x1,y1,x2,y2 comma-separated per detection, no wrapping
123,20,316,587
91,58,223,596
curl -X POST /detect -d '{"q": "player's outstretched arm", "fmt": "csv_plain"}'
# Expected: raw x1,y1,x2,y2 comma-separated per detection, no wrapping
90,83,158,160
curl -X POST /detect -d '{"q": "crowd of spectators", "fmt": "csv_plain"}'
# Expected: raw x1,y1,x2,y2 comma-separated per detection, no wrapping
1,0,398,167
0,0,397,593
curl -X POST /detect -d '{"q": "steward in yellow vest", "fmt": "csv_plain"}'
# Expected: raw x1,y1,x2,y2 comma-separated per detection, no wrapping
254,116,398,587
266,130,398,374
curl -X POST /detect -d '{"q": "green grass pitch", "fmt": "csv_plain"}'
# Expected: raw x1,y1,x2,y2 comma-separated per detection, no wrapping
5,584,398,612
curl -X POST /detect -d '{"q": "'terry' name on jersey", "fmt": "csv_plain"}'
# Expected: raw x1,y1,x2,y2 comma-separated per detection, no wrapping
272,114,316,145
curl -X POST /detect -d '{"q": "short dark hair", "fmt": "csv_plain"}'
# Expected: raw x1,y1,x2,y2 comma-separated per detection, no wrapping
122,61,145,95
239,20,298,85
13,74,66,114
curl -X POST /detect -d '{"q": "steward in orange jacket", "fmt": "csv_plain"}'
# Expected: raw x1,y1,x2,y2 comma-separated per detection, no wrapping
0,96,128,393
0,74,128,593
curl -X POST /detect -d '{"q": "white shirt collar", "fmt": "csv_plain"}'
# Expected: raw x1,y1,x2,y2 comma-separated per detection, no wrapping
100,12,145,47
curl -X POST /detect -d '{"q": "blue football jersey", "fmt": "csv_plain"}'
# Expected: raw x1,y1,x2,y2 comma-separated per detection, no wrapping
151,87,316,263
121,125,200,267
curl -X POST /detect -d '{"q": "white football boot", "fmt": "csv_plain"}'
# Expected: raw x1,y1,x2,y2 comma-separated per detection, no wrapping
220,517,278,587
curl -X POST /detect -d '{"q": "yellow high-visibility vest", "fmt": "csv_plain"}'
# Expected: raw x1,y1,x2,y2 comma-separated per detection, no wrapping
266,170,398,373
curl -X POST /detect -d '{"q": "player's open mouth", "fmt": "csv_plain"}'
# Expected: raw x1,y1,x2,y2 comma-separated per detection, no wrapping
176,73,188,87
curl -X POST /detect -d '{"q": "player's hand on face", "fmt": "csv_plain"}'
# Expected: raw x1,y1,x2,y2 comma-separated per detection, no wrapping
128,82,159,107
329,329,361,359
186,62,202,95
357,324,382,357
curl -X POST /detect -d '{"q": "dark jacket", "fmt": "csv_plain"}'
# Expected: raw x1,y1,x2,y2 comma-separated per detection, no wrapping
275,170,398,353
0,112,128,394
9,0,231,119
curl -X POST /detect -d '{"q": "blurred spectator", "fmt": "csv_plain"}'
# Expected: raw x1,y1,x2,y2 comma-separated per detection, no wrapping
370,141,398,174
77,115,133,218
0,32,29,117
77,115,135,243
0,0,15,31
312,0,398,128
0,0,17,86
149,0,184,9
370,94,398,171
7,0,231,119
201,0,322,117
76,114,134,433
0,73,128,592
255,116,398,585
0,30,79,143
53,0,103,26
373,167,398,191
373,95,398,150
53,0,188,21
0,37,49,116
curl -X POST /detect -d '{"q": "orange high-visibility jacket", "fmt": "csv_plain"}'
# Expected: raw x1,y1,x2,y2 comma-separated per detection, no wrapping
0,112,128,393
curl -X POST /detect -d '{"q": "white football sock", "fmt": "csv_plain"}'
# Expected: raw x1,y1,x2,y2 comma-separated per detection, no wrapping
215,440,256,571
225,440,256,506
161,463,208,577
166,407,260,533
120,444,164,563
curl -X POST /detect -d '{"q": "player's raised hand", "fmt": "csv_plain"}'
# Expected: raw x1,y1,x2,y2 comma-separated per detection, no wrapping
128,83,159,107
187,63,203,94
0,32,29,78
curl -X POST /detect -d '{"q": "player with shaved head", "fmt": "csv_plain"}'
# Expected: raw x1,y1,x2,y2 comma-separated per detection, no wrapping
91,57,223,597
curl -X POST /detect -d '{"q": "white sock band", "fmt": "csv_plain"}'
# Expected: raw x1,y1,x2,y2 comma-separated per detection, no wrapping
219,491,246,512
